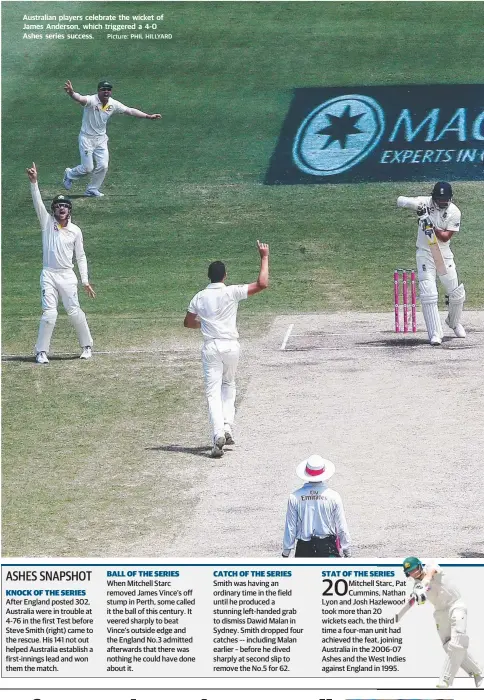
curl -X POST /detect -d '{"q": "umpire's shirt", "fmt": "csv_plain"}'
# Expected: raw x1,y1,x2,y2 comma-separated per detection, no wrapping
282,482,351,556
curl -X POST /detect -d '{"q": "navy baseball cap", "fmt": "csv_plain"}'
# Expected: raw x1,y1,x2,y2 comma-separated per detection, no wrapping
97,80,113,90
432,181,452,200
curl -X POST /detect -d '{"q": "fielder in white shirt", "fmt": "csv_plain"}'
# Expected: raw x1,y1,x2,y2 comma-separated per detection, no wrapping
282,455,351,558
184,241,269,458
26,163,96,364
397,181,465,345
403,556,483,688
62,79,161,197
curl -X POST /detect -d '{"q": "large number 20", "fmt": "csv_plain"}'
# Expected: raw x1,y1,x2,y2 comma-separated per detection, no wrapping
322,578,349,596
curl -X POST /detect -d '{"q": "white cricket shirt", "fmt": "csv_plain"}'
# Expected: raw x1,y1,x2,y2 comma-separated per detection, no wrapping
417,563,463,611
188,282,249,340
282,482,351,555
80,95,128,136
397,196,461,253
31,183,89,284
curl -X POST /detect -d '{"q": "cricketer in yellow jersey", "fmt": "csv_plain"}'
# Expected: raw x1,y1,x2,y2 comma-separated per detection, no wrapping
62,79,161,197
397,181,465,346
26,162,96,364
403,557,483,688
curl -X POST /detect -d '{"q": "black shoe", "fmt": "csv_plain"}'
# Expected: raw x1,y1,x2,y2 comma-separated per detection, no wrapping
224,432,235,446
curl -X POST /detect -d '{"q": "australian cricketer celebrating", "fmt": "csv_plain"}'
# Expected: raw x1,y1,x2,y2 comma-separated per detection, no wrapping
26,163,95,364
62,79,161,197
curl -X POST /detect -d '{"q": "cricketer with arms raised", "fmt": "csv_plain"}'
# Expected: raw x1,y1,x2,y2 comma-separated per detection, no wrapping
26,162,95,364
184,241,269,458
397,181,465,346
62,79,161,197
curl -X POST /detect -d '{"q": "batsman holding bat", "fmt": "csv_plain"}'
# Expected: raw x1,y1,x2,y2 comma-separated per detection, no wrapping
397,182,465,346
398,557,483,688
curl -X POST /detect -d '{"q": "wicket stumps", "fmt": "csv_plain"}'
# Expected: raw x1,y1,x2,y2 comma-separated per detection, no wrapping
394,269,417,333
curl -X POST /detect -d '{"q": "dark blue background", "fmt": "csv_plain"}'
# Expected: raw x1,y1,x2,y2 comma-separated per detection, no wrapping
265,84,484,184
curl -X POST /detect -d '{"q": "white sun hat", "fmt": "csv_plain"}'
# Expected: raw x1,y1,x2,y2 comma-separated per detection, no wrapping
296,454,336,482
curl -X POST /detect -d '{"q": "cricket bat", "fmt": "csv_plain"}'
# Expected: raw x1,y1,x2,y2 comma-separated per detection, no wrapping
395,597,415,623
421,214,447,277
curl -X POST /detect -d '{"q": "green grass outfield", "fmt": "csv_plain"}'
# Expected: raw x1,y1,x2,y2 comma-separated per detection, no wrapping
2,1,483,556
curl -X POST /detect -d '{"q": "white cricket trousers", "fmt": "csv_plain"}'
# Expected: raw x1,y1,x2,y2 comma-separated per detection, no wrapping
416,248,459,296
35,269,93,353
201,339,240,442
66,133,109,191
434,602,482,683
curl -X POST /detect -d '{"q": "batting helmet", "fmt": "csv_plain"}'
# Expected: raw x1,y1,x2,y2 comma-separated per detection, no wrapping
51,194,72,212
431,181,452,201
403,556,423,577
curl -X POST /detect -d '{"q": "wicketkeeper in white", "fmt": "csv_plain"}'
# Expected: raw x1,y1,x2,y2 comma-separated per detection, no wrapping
403,556,483,688
282,455,351,558
62,79,161,197
397,181,465,346
184,241,269,458
26,163,96,364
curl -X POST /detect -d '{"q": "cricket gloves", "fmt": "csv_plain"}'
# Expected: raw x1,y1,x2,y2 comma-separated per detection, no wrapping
416,204,435,237
410,591,427,604
411,583,429,605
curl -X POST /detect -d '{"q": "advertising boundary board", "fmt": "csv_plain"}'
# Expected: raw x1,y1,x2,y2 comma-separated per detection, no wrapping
265,85,484,185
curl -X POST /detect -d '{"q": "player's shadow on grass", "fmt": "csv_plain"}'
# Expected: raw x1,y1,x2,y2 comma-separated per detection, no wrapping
357,338,474,350
356,337,428,348
1,354,80,362
147,445,216,460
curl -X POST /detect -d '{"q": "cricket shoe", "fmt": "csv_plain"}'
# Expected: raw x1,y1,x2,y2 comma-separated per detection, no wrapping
35,351,49,364
84,189,105,197
211,435,226,458
436,680,451,689
472,674,483,688
80,346,92,360
224,431,235,446
445,317,466,338
430,334,442,346
63,168,73,190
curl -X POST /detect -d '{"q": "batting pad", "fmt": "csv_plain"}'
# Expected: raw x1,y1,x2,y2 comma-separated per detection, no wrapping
440,638,467,684
447,283,466,328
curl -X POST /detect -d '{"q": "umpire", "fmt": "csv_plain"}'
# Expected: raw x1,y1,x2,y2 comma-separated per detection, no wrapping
282,455,351,558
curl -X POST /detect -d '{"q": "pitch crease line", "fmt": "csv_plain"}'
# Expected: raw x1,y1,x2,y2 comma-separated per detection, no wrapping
280,323,294,351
